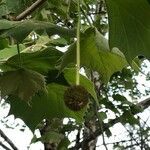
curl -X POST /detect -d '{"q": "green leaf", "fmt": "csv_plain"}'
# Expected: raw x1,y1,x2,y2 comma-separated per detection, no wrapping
0,19,15,30
48,0,69,19
106,0,150,61
120,110,139,125
0,38,9,50
47,68,98,103
100,98,119,114
0,44,25,60
0,68,46,100
105,128,112,137
48,37,68,47
60,27,127,83
30,134,38,144
8,83,86,130
5,0,33,14
113,94,132,105
58,137,70,150
40,131,64,143
0,2,8,18
0,47,63,74
46,70,69,86
98,112,107,121
0,20,75,42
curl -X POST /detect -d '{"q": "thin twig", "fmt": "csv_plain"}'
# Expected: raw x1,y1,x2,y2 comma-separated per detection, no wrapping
17,42,22,67
95,104,108,150
124,127,139,146
91,71,108,150
15,0,47,21
0,142,11,150
96,138,139,147
76,128,81,145
0,129,18,150
80,7,93,26
83,0,94,23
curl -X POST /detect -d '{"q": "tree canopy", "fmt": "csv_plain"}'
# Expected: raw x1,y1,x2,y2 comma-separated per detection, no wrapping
0,0,150,149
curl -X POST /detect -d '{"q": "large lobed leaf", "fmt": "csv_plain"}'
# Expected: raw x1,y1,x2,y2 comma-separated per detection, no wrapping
0,47,63,74
0,20,76,42
8,83,86,131
0,68,46,100
106,0,150,61
60,27,127,83
8,68,97,131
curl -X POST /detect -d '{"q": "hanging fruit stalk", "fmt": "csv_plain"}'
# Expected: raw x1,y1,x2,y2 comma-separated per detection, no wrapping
76,0,81,86
63,0,89,111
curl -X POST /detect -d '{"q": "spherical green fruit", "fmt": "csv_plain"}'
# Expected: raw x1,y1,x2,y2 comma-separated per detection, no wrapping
64,85,89,111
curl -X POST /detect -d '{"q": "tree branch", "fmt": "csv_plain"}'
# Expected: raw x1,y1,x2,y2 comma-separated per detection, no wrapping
69,97,150,150
15,0,47,21
138,97,150,109
0,129,18,150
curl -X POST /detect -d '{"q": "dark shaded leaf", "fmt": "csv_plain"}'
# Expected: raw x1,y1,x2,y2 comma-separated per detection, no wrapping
0,38,9,50
46,69,69,86
106,0,150,61
58,137,70,150
0,68,46,100
0,20,76,42
120,110,139,125
0,47,63,74
40,131,64,143
98,112,107,121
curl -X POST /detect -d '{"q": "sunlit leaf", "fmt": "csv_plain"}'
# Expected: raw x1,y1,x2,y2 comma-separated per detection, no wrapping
0,44,25,60
60,27,127,83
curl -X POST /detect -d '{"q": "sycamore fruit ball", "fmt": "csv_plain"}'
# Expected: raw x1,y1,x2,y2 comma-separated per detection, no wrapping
64,85,89,111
